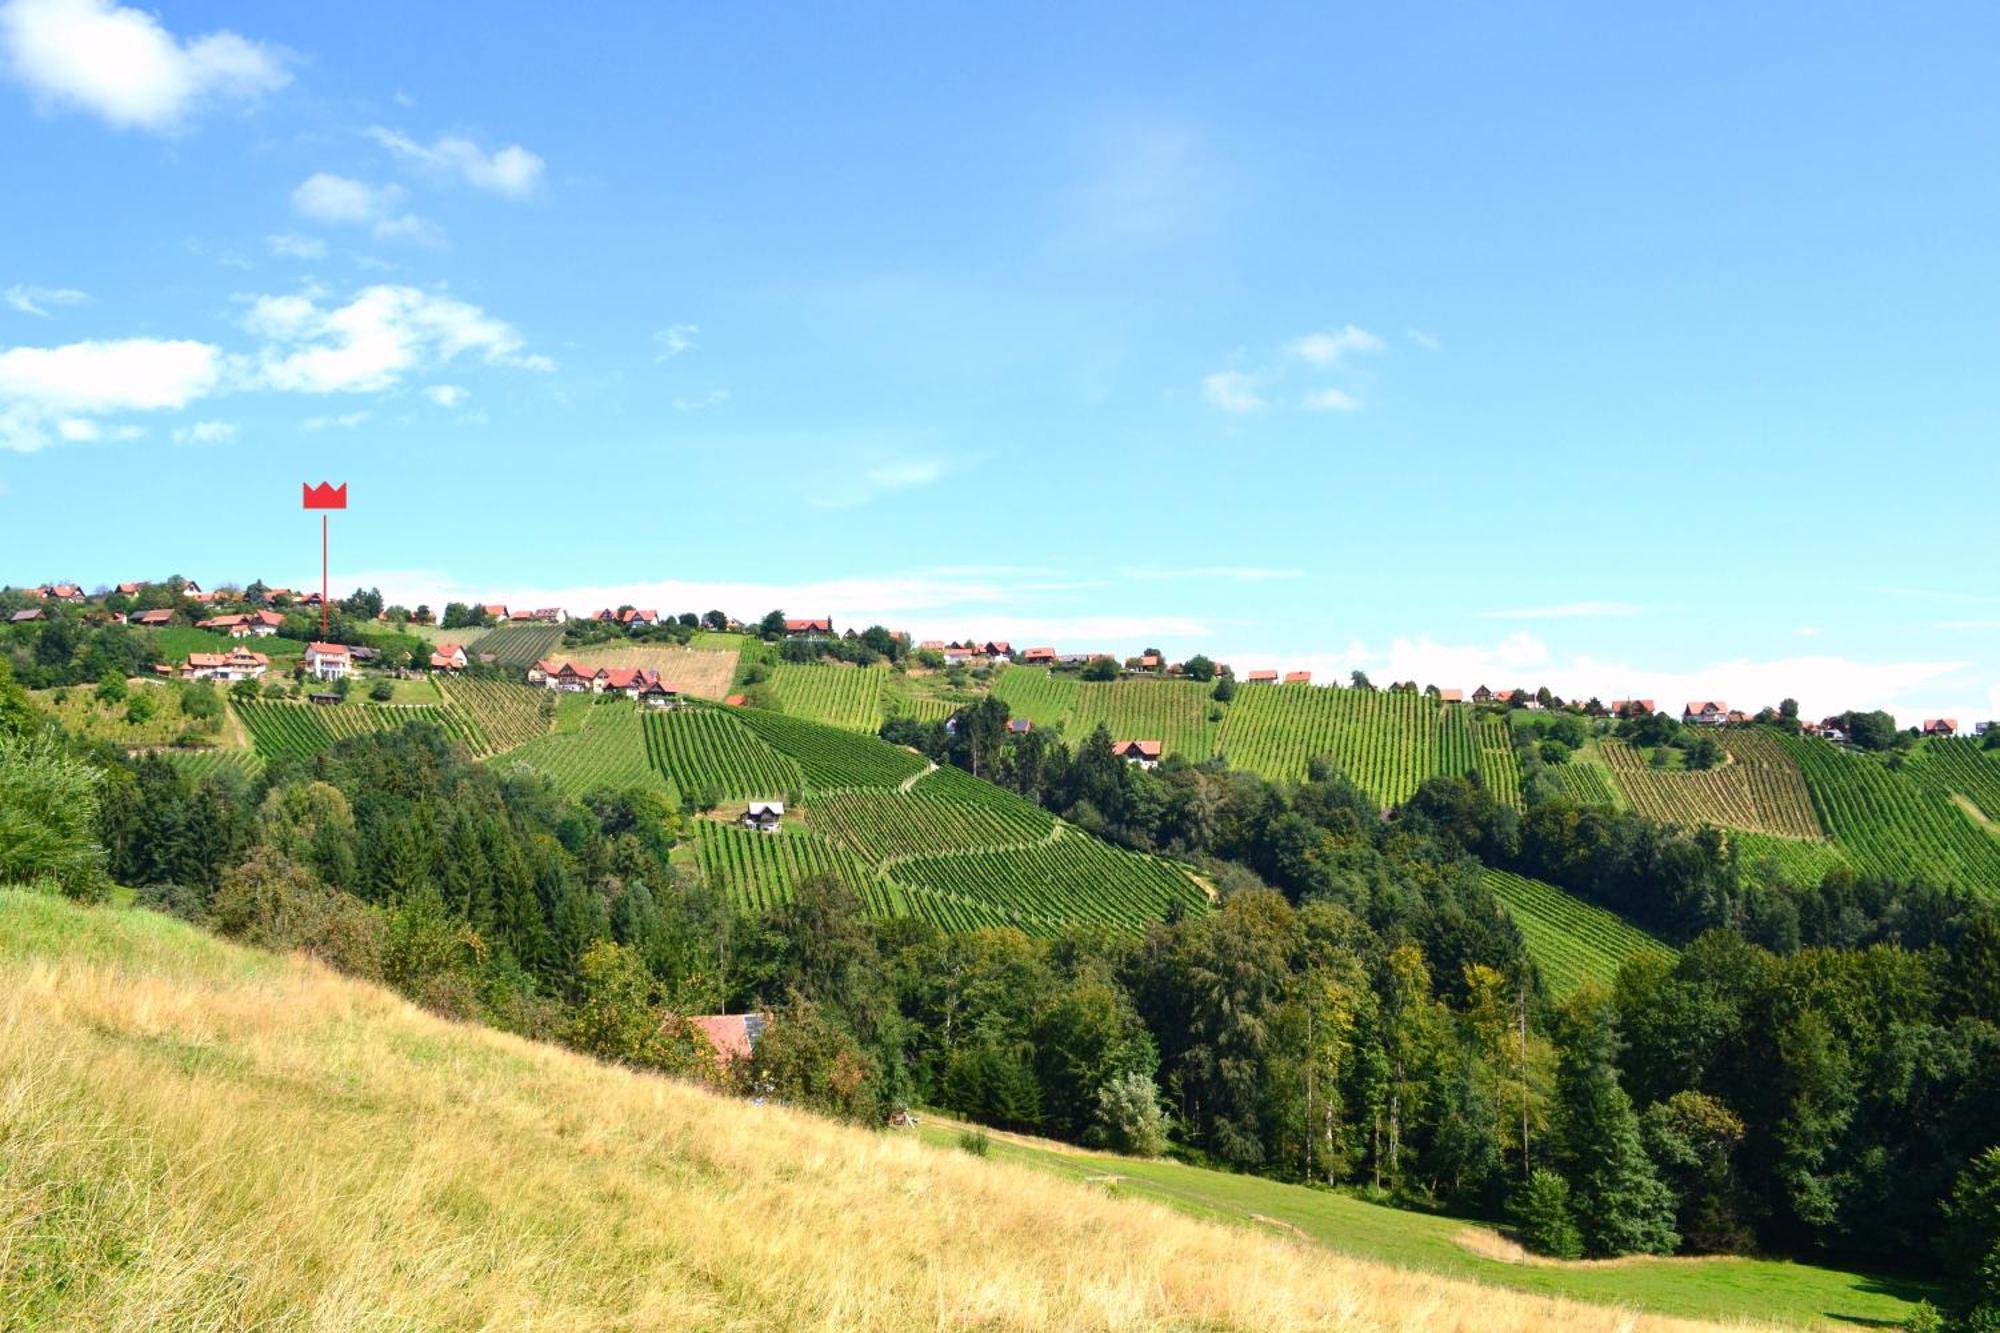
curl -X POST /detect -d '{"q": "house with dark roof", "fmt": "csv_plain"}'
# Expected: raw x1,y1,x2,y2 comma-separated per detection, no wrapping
740,800,785,832
9,608,45,623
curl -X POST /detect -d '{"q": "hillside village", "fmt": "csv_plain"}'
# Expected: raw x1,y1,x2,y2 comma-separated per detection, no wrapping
5,577,1990,745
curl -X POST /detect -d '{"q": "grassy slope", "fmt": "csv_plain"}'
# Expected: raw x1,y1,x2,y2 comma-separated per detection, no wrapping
927,1121,1931,1330
0,891,1758,1333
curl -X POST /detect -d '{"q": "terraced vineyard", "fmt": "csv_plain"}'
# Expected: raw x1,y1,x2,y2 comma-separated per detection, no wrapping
1601,730,1823,840
1547,759,1620,807
1218,685,1523,809
1909,738,2000,822
643,709,801,804
235,699,478,759
1072,678,1219,762
810,784,1053,866
766,662,886,731
495,699,666,797
1777,732,2000,894
895,827,1209,935
686,823,1018,932
991,666,1081,728
473,624,566,668
734,707,928,790
1731,831,1852,886
145,748,264,783
435,677,553,754
1483,869,1675,998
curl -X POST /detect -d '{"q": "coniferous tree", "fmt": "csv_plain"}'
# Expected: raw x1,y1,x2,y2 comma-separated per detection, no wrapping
1556,986,1679,1256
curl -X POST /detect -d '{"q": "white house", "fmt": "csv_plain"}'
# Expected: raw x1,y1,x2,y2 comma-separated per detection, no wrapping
304,642,352,681
741,800,785,832
1111,739,1163,769
1682,700,1729,726
183,648,269,683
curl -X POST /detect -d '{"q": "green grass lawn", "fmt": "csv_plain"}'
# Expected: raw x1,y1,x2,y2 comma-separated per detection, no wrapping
915,1121,1935,1329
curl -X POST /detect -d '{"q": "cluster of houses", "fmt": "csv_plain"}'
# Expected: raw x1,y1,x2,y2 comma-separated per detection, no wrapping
525,658,686,707
176,647,271,683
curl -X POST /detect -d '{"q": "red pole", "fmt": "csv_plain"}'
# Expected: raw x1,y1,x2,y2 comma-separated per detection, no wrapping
321,513,328,638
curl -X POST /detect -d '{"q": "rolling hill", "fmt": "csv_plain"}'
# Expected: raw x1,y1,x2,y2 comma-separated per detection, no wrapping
1,889,1881,1332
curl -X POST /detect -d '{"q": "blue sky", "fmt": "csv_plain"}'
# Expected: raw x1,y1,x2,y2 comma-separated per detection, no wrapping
1,1,1995,722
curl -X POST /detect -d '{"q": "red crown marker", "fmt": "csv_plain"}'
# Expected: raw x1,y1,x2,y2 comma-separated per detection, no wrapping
303,482,348,510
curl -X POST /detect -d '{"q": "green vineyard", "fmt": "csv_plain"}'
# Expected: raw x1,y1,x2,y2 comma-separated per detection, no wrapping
991,666,1081,728
686,823,1019,933
436,677,554,754
809,784,1052,867
1777,732,2000,894
473,624,567,668
1546,758,1621,807
1071,677,1219,763
642,709,801,804
496,698,665,797
1600,730,1823,841
894,827,1209,935
733,707,928,790
765,662,886,732
1908,738,2000,823
234,699,474,759
145,747,265,782
1482,869,1675,998
1730,831,1852,886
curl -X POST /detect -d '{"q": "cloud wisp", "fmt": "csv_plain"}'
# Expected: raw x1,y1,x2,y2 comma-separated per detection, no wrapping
4,283,89,316
365,126,545,197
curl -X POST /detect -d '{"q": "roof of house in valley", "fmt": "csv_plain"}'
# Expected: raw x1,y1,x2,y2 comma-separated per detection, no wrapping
1923,718,1960,733
115,582,145,594
306,641,351,657
784,617,832,632
1437,689,1464,702
1247,669,1278,682
9,608,43,622
688,1013,767,1067
724,694,746,706
1284,671,1311,684
1684,700,1726,714
133,609,174,625
1112,739,1163,758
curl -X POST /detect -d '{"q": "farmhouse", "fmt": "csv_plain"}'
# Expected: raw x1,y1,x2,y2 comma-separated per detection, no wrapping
1682,701,1729,726
1923,718,1959,737
1246,670,1279,684
599,666,661,699
917,640,947,652
1612,699,1657,717
784,617,833,636
1020,646,1058,665
38,583,84,603
183,648,269,683
197,610,284,638
304,642,352,681
1111,739,1163,769
480,604,509,621
687,1012,767,1072
741,800,785,832
1284,671,1312,685
1437,689,1464,703
638,679,682,708
115,582,145,596
133,609,175,627
429,643,468,671
1127,652,1163,673
548,661,600,693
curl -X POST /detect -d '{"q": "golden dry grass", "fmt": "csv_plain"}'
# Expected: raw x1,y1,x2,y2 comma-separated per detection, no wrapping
562,645,739,699
0,893,1765,1332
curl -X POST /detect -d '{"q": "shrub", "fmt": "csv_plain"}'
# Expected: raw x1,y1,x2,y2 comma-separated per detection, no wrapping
1092,1070,1170,1157
1511,1169,1583,1259
369,679,395,702
0,732,106,900
208,850,387,980
956,1128,991,1157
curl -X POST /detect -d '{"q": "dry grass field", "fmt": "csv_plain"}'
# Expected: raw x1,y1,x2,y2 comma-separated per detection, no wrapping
0,890,1762,1333
561,644,740,698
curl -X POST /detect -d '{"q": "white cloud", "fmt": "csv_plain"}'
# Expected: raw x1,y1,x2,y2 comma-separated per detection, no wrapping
1406,328,1440,351
424,383,466,408
1201,369,1264,413
245,284,550,395
654,323,697,360
1795,626,1822,638
302,410,370,430
0,0,289,132
4,283,89,316
0,335,223,449
366,126,545,197
1478,602,1642,621
810,457,949,509
672,388,729,412
290,173,440,245
265,233,326,260
1290,325,1385,367
172,419,234,444
1301,387,1359,412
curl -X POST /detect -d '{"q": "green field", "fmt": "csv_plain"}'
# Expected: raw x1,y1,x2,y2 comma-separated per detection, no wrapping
895,826,1208,935
1545,757,1621,807
495,697,667,797
145,747,265,783
915,1118,1933,1329
765,661,885,731
1777,731,2000,893
733,706,928,790
472,624,566,668
1907,737,2000,822
810,780,1053,866
1482,869,1675,998
234,698,476,759
643,708,802,804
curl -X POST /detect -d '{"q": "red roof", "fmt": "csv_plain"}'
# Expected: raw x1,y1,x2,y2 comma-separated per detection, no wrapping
1247,669,1278,682
688,1014,761,1066
1022,646,1057,661
307,641,350,658
116,582,144,595
1112,739,1163,758
724,694,747,707
1683,700,1726,715
134,609,174,625
784,617,832,633
1612,699,1657,714
1438,689,1464,703
600,667,658,690
481,604,508,616
1923,718,1959,734
1284,671,1311,684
